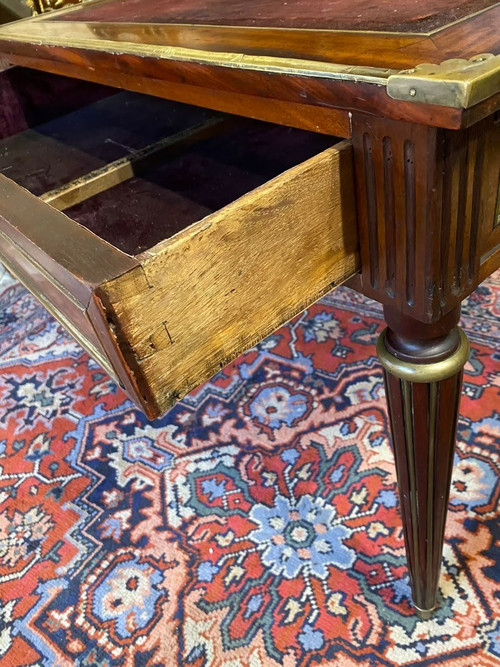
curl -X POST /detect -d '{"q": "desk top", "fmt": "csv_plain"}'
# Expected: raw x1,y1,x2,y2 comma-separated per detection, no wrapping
0,0,499,132
42,0,499,33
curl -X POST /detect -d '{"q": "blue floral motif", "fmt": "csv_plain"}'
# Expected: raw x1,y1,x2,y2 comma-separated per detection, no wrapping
298,624,325,651
91,557,164,639
487,620,500,658
197,561,220,582
376,489,398,508
201,478,227,501
248,386,309,429
100,516,125,541
302,311,342,343
450,454,497,509
249,494,356,579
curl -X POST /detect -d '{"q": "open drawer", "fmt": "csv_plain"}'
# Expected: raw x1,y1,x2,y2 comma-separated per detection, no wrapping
0,68,359,418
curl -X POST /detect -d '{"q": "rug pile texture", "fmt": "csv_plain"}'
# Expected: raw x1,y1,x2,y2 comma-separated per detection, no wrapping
0,265,498,667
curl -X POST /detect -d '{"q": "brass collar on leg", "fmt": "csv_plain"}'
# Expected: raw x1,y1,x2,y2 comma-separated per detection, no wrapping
377,328,470,383
414,604,436,621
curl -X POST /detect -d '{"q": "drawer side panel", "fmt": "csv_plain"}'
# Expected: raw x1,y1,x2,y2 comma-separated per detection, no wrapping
99,140,360,416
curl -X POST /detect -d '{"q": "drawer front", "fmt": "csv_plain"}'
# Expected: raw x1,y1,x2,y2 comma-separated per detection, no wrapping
0,173,144,404
0,228,113,376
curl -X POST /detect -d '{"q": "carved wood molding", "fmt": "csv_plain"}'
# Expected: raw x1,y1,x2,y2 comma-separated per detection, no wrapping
352,113,500,322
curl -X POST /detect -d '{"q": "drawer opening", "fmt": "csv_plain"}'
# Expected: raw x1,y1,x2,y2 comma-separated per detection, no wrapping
1,84,336,256
0,66,114,140
0,82,359,418
51,115,336,255
0,83,216,197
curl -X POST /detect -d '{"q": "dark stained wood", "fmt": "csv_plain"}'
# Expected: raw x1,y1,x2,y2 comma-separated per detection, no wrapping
50,0,498,34
351,102,495,614
462,90,500,127
4,2,499,70
27,21,444,69
381,306,465,612
88,293,156,410
0,55,353,137
0,226,111,365
479,113,500,278
0,43,469,132
352,113,500,323
0,0,498,622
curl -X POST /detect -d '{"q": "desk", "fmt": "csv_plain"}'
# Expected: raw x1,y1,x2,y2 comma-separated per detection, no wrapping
0,0,498,617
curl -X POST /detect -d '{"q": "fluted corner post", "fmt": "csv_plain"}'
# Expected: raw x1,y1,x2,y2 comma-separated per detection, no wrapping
377,306,470,618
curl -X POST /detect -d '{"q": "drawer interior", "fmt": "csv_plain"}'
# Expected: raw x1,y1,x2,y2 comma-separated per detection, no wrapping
0,74,335,255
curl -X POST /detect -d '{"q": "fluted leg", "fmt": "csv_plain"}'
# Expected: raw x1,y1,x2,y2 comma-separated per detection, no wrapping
377,307,470,616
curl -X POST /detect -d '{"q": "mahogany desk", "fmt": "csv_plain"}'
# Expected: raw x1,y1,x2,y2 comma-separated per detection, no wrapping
0,0,498,618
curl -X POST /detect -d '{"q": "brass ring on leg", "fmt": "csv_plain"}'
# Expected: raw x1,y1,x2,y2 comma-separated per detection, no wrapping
377,328,470,383
414,604,436,621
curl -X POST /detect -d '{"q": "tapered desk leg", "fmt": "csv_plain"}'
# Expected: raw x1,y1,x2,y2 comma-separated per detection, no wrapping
377,306,470,617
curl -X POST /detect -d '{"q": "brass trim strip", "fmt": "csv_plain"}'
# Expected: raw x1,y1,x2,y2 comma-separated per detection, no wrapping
414,604,436,620
377,328,470,383
426,381,437,608
401,379,420,606
1,13,498,107
0,28,398,85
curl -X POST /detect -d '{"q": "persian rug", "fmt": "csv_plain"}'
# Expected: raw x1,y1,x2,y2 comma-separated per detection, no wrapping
0,265,498,667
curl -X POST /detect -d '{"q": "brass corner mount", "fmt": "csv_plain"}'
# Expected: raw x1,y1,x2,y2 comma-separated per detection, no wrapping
387,53,500,109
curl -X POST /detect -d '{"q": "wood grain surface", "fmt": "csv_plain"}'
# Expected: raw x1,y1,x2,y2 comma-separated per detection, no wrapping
98,141,359,416
0,173,137,302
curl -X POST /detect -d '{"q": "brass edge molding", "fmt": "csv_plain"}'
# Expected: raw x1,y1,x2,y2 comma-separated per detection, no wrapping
0,29,396,85
387,54,500,108
1,23,498,106
377,328,470,383
35,19,429,38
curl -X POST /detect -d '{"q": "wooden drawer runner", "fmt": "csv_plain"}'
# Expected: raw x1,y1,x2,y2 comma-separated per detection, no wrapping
0,68,359,418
